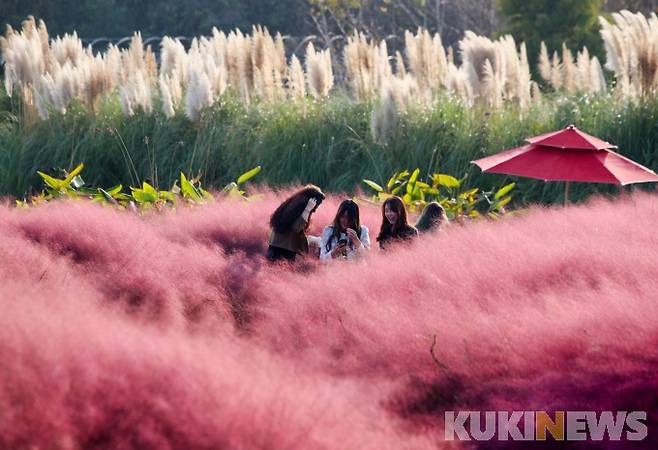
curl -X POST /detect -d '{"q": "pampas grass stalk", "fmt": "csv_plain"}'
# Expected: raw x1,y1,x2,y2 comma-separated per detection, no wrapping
305,43,334,98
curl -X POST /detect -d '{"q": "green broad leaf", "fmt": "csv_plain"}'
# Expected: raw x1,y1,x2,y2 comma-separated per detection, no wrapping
180,173,202,200
60,164,85,190
494,196,513,209
363,179,384,192
402,193,413,205
391,181,407,196
397,170,410,180
159,191,176,202
433,174,461,189
495,182,516,200
200,188,214,201
237,166,261,185
98,188,119,204
386,173,398,191
63,163,84,185
424,188,440,196
76,187,97,196
412,184,425,202
67,163,84,178
459,188,479,199
131,187,158,203
142,182,158,195
407,168,421,194
105,184,123,196
37,171,63,190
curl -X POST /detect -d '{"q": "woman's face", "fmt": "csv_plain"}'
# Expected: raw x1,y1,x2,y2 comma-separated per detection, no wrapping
339,211,351,230
384,203,398,224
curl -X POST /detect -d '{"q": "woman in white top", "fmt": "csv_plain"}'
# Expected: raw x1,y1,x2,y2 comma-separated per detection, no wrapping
320,199,370,261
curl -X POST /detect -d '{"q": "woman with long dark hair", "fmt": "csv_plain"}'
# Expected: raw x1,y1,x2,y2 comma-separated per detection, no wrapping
415,201,447,233
267,185,325,262
320,199,370,261
376,196,418,250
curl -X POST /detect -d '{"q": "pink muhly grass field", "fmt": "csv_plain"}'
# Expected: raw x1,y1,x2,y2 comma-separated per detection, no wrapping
0,190,656,449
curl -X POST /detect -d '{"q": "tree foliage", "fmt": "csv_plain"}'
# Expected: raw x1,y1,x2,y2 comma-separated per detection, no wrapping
497,0,604,62
1,0,308,37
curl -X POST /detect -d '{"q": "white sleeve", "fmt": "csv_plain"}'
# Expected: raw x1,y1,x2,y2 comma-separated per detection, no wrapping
319,227,334,261
359,226,371,251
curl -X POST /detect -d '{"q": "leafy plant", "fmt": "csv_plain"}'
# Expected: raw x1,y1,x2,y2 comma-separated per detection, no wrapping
19,164,262,210
363,168,515,220
222,166,262,199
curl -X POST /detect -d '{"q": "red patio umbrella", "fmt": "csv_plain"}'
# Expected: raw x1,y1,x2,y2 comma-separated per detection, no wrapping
472,125,658,204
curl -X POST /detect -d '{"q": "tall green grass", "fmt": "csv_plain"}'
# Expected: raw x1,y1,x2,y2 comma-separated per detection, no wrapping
1,86,657,204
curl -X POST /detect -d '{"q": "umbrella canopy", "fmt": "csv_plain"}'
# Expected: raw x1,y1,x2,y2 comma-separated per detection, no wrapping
471,125,658,203
473,144,658,185
526,125,617,150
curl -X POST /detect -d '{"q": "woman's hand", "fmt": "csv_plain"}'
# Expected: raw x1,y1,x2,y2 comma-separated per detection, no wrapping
331,242,347,259
346,228,361,247
302,197,318,221
304,197,318,213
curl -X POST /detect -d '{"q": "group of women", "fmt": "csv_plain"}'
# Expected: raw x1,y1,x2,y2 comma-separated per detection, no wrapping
266,185,446,262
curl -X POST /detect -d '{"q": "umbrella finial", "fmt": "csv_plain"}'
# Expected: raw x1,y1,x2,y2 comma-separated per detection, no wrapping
567,124,576,130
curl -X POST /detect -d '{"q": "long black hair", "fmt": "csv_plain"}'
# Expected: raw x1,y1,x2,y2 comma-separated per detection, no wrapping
269,185,325,234
325,199,361,252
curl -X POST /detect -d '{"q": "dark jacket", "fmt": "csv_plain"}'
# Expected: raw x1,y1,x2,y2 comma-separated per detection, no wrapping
377,224,418,250
268,215,309,254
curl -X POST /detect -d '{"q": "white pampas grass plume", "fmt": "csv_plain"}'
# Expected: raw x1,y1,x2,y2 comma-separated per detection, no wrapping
305,43,334,98
185,67,213,120
590,56,607,93
119,71,152,116
159,72,182,118
0,17,47,101
600,11,658,97
538,41,551,81
576,46,591,90
344,33,391,100
371,84,397,144
550,51,563,89
33,88,50,119
404,28,447,93
159,76,175,118
50,32,84,68
517,42,532,109
562,43,576,93
445,63,473,104
160,37,188,83
459,31,506,107
287,55,306,99
395,51,406,77
78,52,114,112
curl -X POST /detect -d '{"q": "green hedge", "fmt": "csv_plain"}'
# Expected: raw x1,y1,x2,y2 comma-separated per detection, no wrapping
1,88,657,204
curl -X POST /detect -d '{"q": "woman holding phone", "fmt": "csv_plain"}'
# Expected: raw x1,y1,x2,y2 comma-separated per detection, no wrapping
320,199,370,261
267,185,325,262
376,196,418,250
